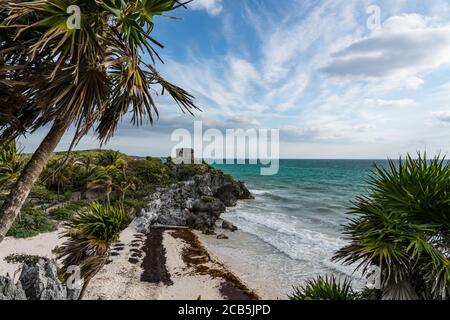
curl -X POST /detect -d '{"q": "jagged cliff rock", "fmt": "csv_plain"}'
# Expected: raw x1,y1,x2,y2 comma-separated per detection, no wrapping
136,169,253,232
0,259,79,300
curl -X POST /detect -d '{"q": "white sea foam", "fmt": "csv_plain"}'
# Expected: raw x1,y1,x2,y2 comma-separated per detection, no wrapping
222,206,363,284
249,189,267,195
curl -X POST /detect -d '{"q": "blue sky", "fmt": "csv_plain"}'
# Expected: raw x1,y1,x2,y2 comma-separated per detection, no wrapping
22,0,450,159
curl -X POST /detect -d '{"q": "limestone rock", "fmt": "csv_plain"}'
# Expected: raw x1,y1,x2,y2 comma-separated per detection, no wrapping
19,259,67,300
222,220,238,232
136,165,253,231
0,276,26,300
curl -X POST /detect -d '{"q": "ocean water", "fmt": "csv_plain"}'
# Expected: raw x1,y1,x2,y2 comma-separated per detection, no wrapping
210,159,388,298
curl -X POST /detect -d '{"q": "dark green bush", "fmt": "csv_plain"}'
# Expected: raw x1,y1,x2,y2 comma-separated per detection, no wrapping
49,201,87,221
4,253,43,265
122,197,149,215
127,158,174,185
201,196,216,203
7,208,56,238
176,164,206,181
29,185,58,203
49,207,75,221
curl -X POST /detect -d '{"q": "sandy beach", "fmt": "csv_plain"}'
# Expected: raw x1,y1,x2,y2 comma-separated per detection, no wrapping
0,221,261,300
0,228,64,280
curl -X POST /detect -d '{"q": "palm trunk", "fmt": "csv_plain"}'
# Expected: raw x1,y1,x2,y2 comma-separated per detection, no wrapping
106,191,110,206
121,190,125,204
0,120,69,243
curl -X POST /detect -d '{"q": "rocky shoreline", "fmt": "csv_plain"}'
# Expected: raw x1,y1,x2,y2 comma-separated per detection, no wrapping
0,164,259,300
136,165,254,234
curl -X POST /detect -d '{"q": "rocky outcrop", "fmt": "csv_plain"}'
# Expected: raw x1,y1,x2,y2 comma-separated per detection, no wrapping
0,259,79,300
136,170,253,232
0,276,26,300
222,220,238,232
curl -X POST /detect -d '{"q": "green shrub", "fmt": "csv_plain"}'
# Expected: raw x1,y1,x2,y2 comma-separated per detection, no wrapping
127,158,174,185
49,202,87,221
176,164,206,181
29,185,58,203
289,275,358,300
49,207,75,221
6,208,56,238
63,191,73,201
67,201,87,210
4,253,43,265
122,198,149,215
201,196,216,203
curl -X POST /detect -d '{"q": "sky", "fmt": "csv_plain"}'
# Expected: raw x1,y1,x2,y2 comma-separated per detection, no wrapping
21,0,450,159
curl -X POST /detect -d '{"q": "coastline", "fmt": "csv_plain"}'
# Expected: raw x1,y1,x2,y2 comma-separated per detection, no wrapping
84,221,259,300
0,160,264,300
196,230,277,300
0,220,261,300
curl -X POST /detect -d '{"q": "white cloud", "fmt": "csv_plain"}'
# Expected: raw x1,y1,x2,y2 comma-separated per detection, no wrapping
364,98,416,107
188,0,223,16
321,14,450,79
23,1,450,159
430,110,450,123
259,1,360,83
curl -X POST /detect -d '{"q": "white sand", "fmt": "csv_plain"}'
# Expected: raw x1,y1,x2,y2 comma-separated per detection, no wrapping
85,224,226,300
0,229,64,280
158,230,224,300
84,222,162,300
0,222,259,300
197,231,274,300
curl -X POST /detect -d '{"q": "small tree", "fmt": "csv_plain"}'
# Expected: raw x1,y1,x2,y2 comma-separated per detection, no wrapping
58,202,129,299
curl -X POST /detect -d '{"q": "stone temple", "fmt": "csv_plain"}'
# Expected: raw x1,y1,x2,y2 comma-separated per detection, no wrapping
174,148,194,164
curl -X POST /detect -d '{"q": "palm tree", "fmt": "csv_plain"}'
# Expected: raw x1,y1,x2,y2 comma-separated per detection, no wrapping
86,165,121,205
333,154,450,300
41,158,73,200
0,0,199,242
58,202,129,299
0,140,24,191
116,175,138,204
98,150,122,167
73,155,97,193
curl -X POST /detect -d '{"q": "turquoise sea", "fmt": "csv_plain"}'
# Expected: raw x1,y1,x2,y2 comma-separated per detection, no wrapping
211,159,388,298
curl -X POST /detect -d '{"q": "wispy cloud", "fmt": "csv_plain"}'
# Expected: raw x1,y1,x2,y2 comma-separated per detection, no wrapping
20,0,450,158
321,14,450,79
188,0,223,16
430,110,450,124
364,99,416,107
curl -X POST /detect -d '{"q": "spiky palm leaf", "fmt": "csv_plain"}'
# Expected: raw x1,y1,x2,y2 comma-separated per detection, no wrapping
289,275,358,300
0,140,24,190
0,0,199,146
333,153,450,300
58,201,129,299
